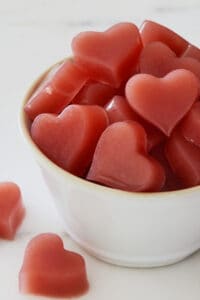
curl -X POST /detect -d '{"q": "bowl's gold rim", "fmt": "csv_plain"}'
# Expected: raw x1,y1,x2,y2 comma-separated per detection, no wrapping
19,60,200,200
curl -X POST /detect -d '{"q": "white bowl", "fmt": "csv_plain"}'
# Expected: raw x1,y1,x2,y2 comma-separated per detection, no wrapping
20,63,200,268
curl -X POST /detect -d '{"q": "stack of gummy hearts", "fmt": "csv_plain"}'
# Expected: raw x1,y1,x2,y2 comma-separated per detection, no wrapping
25,20,200,193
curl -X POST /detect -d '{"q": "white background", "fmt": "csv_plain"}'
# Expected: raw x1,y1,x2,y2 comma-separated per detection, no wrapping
1,0,200,299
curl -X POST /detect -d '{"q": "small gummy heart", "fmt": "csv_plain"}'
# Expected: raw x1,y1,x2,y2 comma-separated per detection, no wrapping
104,95,140,124
0,182,25,240
150,143,183,191
25,59,88,121
180,102,200,148
87,120,165,192
126,69,199,136
73,80,117,106
19,233,89,297
139,41,200,82
31,104,108,176
140,20,188,56
165,127,200,187
104,95,165,150
72,22,142,88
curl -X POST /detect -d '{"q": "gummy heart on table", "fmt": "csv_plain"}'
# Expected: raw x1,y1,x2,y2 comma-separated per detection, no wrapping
19,233,89,297
72,22,142,88
126,69,199,136
25,59,88,120
139,41,200,81
140,20,188,56
0,182,25,240
87,121,165,192
31,104,108,176
73,80,117,106
180,102,200,148
182,44,200,61
104,95,165,150
165,127,200,188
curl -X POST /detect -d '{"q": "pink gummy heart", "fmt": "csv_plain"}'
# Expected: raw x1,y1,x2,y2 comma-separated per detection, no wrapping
180,102,200,148
25,59,88,120
140,20,188,56
126,69,199,136
87,121,165,192
150,143,183,191
31,104,108,176
73,80,117,106
0,182,25,240
104,95,140,124
139,41,200,81
19,233,89,297
165,127,200,188
104,95,165,150
72,22,142,88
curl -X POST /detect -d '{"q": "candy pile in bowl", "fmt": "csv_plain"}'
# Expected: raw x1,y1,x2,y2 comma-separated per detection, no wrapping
24,20,200,193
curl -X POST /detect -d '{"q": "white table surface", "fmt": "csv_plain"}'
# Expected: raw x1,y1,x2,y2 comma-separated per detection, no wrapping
1,0,200,299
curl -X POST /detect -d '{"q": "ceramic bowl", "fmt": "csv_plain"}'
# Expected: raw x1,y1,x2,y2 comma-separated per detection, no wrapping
20,63,200,268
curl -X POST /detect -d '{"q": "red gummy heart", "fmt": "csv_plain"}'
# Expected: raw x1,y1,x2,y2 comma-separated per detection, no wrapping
31,104,108,176
126,69,199,136
105,95,139,124
0,182,25,240
104,95,165,150
72,22,142,88
165,127,200,187
73,80,117,106
182,44,200,61
87,121,165,192
150,143,183,191
19,233,89,297
140,20,188,56
180,102,200,148
139,41,200,81
25,59,88,120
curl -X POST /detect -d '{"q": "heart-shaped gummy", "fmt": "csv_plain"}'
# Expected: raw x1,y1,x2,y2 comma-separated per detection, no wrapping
140,20,188,56
126,69,199,136
104,95,165,150
0,182,25,240
139,41,200,81
180,102,200,148
25,59,88,121
72,22,142,88
105,95,140,123
19,233,89,297
87,121,165,192
150,143,183,191
73,80,117,106
165,127,200,187
31,104,108,176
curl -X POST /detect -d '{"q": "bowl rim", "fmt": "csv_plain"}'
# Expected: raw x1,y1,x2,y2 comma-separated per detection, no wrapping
19,59,200,199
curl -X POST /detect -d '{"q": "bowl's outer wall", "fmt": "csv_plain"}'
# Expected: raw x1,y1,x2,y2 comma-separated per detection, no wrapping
39,157,200,267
